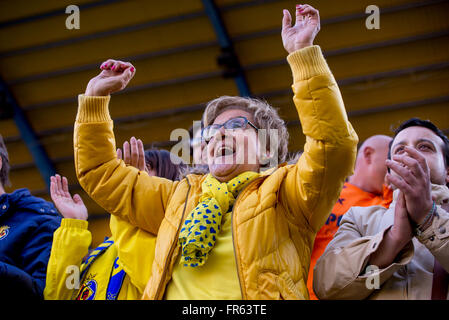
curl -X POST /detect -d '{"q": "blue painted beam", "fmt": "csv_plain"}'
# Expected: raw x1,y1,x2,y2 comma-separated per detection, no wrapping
201,0,251,97
0,78,55,191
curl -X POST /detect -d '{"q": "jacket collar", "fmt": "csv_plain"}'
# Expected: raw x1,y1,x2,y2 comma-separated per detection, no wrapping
0,188,33,218
186,162,288,186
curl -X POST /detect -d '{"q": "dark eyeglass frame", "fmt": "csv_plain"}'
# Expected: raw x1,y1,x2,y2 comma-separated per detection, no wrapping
201,116,259,142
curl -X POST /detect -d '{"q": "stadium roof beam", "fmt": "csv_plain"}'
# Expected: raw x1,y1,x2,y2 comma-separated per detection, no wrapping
0,77,55,190
201,0,251,97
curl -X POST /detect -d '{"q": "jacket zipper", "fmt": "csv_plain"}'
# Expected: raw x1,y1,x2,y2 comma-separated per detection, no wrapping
155,174,266,299
231,177,265,300
154,177,192,299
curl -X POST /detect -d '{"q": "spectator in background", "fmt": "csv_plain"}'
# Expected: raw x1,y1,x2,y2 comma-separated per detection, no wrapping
45,141,185,300
314,118,449,300
307,134,393,299
0,134,61,299
145,148,185,179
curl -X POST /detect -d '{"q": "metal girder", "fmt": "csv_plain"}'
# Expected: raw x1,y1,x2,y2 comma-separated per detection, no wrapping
0,77,55,190
201,0,251,97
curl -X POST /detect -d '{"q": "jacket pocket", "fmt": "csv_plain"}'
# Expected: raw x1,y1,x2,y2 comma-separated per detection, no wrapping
276,272,306,300
257,271,306,300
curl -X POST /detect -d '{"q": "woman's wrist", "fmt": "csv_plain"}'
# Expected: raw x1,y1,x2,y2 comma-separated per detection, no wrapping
85,88,109,97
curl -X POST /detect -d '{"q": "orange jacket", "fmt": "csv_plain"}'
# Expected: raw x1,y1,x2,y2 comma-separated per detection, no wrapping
74,45,358,299
307,183,393,299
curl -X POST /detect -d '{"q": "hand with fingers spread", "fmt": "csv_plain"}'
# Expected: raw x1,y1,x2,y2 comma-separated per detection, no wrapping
50,175,88,220
386,145,434,225
117,137,149,175
85,59,136,96
281,4,321,53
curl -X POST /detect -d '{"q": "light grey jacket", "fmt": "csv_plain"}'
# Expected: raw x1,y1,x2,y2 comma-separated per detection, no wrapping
314,184,449,299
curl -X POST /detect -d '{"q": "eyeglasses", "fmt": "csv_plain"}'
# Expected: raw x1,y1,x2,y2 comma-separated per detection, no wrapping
201,117,259,142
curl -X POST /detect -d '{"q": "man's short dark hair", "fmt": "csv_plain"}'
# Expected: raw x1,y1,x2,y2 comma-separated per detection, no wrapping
388,118,449,171
0,134,11,187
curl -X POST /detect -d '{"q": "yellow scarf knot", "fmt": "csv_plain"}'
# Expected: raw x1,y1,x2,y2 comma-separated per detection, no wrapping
178,171,260,267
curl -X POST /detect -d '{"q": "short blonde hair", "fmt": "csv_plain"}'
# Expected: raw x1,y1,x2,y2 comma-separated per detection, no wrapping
203,96,289,166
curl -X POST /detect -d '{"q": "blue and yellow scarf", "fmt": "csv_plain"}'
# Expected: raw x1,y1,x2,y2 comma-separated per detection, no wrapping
178,171,260,267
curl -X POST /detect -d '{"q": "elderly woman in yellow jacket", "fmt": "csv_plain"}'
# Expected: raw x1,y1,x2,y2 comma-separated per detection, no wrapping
74,4,358,299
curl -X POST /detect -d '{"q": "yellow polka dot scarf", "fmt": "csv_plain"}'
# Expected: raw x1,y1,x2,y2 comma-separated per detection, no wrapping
178,171,260,267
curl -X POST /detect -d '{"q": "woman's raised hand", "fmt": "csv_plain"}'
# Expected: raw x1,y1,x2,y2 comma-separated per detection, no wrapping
281,4,321,54
85,59,136,96
117,137,150,175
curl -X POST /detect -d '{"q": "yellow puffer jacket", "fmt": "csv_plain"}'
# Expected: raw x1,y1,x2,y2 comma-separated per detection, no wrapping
74,45,358,300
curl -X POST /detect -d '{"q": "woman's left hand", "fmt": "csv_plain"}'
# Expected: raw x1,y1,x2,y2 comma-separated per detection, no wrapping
281,4,321,54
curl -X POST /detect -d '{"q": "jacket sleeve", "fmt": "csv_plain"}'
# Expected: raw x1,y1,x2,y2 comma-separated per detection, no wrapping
44,219,92,300
74,95,178,234
13,213,61,299
313,208,414,300
281,45,358,232
109,215,156,294
0,261,44,299
416,206,449,272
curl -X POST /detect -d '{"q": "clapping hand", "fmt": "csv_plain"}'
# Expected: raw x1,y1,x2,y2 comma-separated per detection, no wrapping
386,146,433,226
117,136,151,175
50,175,88,220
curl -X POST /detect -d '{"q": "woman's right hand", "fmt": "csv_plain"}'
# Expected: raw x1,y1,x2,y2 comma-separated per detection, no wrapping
85,59,136,96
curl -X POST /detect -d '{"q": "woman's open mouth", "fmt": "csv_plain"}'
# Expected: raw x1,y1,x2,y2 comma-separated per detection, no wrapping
212,142,237,165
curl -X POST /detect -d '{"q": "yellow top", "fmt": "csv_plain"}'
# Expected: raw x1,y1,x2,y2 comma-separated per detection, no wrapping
165,210,241,299
44,217,155,300
74,237,135,300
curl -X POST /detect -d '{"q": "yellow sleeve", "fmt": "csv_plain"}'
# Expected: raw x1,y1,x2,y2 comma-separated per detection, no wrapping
74,95,178,234
109,216,156,294
282,45,358,232
44,219,91,300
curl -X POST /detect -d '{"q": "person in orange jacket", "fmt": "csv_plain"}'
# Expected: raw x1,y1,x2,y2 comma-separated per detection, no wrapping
307,134,393,299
